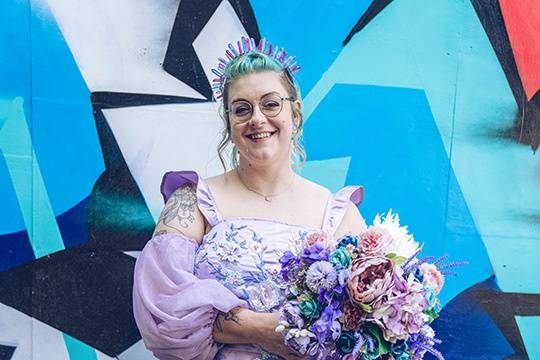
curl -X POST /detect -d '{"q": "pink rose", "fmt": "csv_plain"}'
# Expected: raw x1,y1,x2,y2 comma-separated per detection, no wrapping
347,256,395,306
419,263,444,294
359,227,392,256
306,232,330,247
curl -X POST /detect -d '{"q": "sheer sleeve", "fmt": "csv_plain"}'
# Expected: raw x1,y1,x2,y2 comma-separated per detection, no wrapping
133,233,247,360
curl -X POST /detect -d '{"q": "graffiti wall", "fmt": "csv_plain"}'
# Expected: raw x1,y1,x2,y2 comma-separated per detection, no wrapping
0,0,539,359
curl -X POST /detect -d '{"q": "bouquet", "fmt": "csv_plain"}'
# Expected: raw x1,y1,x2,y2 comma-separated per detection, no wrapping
276,210,464,360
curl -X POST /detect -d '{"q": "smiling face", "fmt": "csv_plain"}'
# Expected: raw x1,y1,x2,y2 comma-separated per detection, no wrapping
226,71,301,167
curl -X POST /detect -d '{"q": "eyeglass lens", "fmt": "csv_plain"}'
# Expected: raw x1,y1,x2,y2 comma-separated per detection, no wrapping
230,94,284,122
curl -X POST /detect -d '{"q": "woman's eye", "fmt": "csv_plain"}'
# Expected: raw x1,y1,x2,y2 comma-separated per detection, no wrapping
234,106,251,116
262,101,279,109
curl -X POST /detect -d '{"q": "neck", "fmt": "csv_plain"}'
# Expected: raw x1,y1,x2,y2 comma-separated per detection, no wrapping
236,158,296,196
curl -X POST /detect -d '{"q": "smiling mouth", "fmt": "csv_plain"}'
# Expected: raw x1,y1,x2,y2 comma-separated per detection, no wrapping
246,131,277,140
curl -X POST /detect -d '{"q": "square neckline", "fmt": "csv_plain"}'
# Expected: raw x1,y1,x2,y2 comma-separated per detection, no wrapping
200,176,334,234
160,170,363,240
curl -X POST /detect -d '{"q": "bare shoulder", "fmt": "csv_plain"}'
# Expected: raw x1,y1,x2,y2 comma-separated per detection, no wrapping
297,176,332,199
204,171,231,192
153,183,206,244
334,200,368,239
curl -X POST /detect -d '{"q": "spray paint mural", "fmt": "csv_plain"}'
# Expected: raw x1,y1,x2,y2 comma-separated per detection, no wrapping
0,0,539,359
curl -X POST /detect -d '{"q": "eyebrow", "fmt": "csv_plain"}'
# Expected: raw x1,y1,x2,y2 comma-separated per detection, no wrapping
230,91,280,104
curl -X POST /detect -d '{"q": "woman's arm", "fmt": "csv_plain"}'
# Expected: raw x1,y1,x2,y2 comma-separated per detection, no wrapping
213,308,304,359
333,200,368,239
153,183,206,241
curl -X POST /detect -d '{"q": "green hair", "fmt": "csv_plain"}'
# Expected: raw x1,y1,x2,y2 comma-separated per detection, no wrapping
216,51,306,171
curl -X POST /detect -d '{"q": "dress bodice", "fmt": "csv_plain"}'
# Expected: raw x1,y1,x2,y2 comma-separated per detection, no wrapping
160,170,364,359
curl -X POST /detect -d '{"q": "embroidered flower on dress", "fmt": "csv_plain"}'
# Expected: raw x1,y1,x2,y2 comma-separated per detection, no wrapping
225,270,244,287
217,242,242,263
249,241,264,253
264,264,281,279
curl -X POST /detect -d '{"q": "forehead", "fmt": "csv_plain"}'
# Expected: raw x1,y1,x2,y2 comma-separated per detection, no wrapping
228,71,287,101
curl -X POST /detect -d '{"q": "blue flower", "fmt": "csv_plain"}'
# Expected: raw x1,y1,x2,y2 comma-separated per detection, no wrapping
337,235,359,249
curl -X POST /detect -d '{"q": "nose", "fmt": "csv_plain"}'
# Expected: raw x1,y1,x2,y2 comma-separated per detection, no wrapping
248,103,267,127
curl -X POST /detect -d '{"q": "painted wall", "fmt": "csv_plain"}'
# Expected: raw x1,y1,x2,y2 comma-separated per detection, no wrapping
0,0,538,359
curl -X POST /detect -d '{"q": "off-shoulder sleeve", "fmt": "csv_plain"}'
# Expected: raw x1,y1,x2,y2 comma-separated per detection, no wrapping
133,233,247,360
322,186,365,236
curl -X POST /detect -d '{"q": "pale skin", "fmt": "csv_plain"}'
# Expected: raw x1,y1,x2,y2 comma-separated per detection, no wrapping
153,71,367,359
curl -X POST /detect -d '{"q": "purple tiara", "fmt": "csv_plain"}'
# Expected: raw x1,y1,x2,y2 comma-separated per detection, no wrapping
211,36,300,100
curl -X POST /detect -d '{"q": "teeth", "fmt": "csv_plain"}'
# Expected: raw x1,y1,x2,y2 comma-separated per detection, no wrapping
251,132,272,139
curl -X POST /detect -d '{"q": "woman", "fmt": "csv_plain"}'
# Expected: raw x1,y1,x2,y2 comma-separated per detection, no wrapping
133,37,367,359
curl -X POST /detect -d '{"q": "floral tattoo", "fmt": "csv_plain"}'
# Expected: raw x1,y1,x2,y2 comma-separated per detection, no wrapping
155,184,197,234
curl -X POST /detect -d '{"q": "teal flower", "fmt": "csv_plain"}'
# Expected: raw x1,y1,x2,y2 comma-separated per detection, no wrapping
391,340,410,360
330,247,352,269
299,297,321,319
424,287,437,308
336,331,356,354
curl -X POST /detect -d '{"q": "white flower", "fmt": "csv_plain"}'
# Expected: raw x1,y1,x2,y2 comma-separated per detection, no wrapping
217,242,241,263
371,209,420,258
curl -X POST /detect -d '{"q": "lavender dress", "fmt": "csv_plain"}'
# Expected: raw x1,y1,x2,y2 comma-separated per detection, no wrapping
133,171,364,360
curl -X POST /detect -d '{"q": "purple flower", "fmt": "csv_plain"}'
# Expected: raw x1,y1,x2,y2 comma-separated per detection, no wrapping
311,305,343,344
371,282,430,342
302,242,330,265
279,301,305,329
305,261,338,293
279,250,302,282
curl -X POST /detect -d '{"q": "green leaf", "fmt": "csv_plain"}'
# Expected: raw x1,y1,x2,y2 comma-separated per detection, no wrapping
392,256,408,266
386,253,397,259
366,323,391,355
424,308,439,323
360,303,373,313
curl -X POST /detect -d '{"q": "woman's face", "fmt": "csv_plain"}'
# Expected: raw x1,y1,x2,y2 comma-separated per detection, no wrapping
227,71,301,167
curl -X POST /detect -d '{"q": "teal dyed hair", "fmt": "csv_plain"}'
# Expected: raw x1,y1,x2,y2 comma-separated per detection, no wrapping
217,51,306,171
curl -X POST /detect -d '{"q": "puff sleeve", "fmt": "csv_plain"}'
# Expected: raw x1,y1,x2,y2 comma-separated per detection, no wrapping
133,233,247,359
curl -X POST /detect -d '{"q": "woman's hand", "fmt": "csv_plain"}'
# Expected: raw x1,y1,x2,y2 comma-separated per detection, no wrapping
213,308,304,359
254,312,305,360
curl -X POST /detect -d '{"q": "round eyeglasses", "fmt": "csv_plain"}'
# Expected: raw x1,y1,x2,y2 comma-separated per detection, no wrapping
226,94,294,124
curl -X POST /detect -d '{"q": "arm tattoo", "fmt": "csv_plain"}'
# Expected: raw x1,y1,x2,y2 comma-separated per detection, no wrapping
214,309,241,333
157,185,197,232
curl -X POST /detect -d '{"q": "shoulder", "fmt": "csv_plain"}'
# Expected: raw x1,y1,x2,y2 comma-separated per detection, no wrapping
204,171,231,191
153,182,206,244
296,176,332,199
333,200,367,239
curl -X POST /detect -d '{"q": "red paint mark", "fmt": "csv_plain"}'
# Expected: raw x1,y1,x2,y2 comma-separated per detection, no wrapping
500,0,540,100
